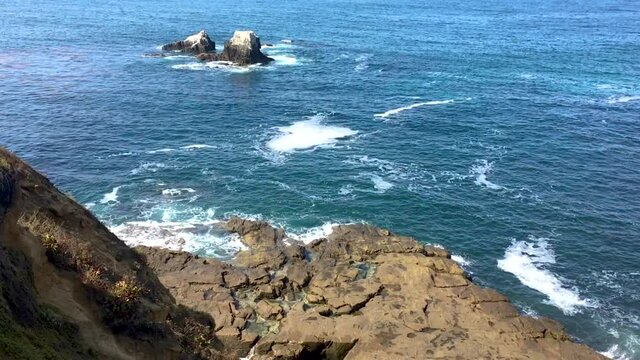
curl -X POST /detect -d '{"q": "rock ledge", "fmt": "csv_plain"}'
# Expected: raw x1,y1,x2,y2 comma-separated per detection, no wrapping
137,217,606,360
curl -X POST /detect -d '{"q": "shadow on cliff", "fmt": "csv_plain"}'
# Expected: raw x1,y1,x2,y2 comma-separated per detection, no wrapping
0,148,232,360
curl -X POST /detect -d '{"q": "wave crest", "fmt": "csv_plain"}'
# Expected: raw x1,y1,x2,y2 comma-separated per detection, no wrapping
266,114,358,153
497,236,595,315
374,100,454,118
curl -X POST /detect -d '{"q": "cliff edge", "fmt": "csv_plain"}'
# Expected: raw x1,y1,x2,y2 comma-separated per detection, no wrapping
0,148,228,359
0,148,606,359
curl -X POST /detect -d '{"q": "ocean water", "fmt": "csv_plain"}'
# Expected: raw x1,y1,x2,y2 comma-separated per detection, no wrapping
1,0,639,357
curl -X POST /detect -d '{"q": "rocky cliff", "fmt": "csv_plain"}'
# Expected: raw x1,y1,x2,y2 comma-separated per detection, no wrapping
0,148,606,360
0,148,227,359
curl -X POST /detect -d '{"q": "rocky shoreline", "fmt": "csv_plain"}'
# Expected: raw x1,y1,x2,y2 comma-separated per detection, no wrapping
0,148,606,359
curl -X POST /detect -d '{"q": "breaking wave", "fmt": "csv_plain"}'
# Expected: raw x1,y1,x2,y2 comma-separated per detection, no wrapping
111,220,246,259
162,188,196,196
100,186,122,204
470,160,504,190
182,144,215,150
289,222,339,244
266,114,358,153
370,174,394,193
497,236,595,315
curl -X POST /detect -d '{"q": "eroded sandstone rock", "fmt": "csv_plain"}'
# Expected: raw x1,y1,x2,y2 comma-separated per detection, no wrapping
134,219,607,360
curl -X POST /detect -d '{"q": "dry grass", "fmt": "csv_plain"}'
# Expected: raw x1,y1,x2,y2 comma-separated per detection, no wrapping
18,210,70,248
18,210,145,315
110,279,143,304
0,155,11,170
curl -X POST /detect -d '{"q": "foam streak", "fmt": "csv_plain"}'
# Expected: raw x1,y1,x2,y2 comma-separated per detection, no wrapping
497,237,594,315
374,100,454,118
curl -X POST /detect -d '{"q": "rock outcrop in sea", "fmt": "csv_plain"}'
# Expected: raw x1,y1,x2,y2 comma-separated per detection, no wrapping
161,30,215,54
0,147,607,359
211,30,273,65
159,30,273,66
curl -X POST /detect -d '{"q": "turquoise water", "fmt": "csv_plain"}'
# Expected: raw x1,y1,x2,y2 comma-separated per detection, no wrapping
1,0,639,357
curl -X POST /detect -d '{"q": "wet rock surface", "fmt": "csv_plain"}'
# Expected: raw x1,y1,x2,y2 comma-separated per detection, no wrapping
137,217,606,360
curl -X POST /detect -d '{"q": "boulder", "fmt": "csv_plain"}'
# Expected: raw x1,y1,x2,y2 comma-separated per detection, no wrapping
217,31,273,65
162,30,215,54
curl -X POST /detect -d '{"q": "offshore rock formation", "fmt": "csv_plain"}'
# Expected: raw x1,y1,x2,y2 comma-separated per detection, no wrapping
0,148,606,359
156,30,272,65
215,31,273,65
161,30,215,54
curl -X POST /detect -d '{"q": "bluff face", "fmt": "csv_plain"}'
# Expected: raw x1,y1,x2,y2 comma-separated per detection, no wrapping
0,148,606,360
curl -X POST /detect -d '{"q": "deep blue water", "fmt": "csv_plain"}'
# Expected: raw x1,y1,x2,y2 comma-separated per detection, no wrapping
1,0,639,357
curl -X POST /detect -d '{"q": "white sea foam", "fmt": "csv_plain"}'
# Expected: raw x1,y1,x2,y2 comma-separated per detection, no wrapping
262,42,295,51
281,39,293,44
100,186,122,204
162,55,191,61
601,345,632,360
106,151,135,158
146,145,214,154
470,160,504,190
130,162,167,175
451,254,470,267
266,114,358,153
374,100,454,118
354,54,371,72
343,155,437,196
182,144,215,150
339,185,354,195
162,188,196,196
371,174,394,193
289,222,339,244
518,304,539,318
171,63,207,71
147,148,175,154
261,41,300,66
355,63,368,72
497,236,595,315
111,220,247,259
607,95,640,104
270,54,298,66
172,61,262,73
